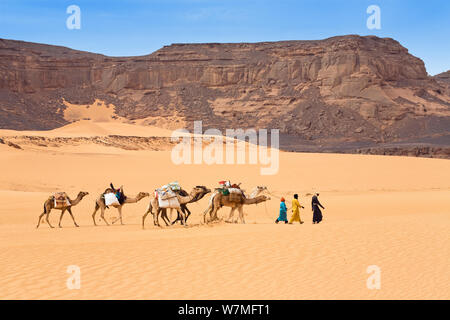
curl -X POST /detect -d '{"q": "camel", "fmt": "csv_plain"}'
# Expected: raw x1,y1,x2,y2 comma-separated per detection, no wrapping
167,186,211,225
92,189,149,226
142,186,207,228
36,191,89,229
204,192,270,224
203,186,267,222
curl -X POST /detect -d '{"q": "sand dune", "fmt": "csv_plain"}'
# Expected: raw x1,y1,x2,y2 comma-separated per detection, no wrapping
0,121,449,299
0,120,175,138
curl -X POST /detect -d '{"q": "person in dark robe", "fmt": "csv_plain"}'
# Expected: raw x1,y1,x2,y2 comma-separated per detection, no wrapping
311,193,325,224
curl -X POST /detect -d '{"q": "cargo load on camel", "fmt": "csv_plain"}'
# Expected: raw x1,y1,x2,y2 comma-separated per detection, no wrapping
155,181,181,208
104,193,120,206
217,180,243,200
53,192,70,209
228,187,244,202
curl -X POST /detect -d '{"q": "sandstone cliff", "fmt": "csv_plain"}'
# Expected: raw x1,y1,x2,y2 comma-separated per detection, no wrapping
1,35,449,155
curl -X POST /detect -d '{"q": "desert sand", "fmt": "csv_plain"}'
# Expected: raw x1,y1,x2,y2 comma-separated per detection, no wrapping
0,119,449,300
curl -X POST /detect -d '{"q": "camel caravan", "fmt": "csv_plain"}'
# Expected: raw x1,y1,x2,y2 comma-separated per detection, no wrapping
36,181,270,229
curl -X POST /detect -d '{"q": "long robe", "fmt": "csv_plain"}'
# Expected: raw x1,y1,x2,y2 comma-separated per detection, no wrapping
277,202,288,222
289,199,302,223
311,195,324,223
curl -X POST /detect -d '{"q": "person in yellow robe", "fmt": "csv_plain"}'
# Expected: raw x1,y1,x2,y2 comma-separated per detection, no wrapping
289,194,304,224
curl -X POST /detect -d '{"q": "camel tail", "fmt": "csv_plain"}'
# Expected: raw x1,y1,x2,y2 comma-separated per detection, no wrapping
43,202,47,214
95,202,99,211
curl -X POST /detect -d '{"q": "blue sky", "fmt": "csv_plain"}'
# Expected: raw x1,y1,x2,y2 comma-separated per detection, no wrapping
0,0,449,75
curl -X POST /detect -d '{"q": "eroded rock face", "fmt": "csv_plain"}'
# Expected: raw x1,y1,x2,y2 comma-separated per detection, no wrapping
0,35,449,154
435,70,450,84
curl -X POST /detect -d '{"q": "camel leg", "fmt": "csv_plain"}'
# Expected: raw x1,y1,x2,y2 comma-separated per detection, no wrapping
161,208,170,226
185,206,192,220
171,211,180,225
154,208,161,227
92,203,99,226
36,211,46,229
158,208,167,227
118,206,124,225
178,208,187,227
211,207,219,221
45,210,54,228
58,209,66,228
227,207,236,222
172,204,187,225
170,207,183,224
205,204,216,223
203,210,207,224
160,208,166,226
100,206,109,226
151,205,160,227
167,209,174,225
142,205,151,229
182,206,191,225
67,207,79,227
238,206,245,224
202,203,213,223
210,206,219,223
146,202,159,226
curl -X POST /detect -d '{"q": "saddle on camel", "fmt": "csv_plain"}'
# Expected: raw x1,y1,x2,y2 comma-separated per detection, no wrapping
103,183,126,207
53,192,71,209
217,180,244,203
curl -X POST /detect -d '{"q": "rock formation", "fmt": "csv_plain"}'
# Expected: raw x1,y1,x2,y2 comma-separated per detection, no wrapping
1,35,449,156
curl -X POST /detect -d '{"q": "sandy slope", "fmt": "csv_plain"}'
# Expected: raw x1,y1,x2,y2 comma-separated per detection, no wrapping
0,121,449,299
0,120,175,138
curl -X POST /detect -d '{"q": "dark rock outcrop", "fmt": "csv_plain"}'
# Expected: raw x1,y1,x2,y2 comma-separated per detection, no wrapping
0,35,449,157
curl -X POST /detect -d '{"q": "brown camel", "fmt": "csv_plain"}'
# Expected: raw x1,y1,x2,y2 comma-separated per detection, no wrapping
36,191,89,228
167,186,211,225
142,186,207,228
204,193,270,224
203,186,267,222
92,189,149,226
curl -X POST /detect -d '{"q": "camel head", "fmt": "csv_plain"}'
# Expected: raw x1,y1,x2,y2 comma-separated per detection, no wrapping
190,186,209,198
137,192,150,200
254,195,270,203
257,186,267,191
196,185,211,195
243,194,270,205
194,185,211,202
78,191,89,198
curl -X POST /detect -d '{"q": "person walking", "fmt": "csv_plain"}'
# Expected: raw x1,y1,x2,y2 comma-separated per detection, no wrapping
275,197,288,224
312,193,325,224
289,194,304,224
